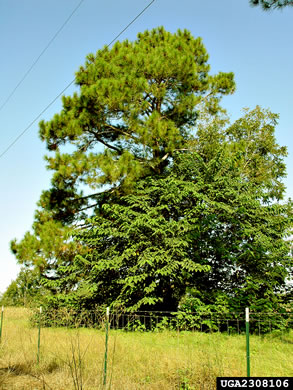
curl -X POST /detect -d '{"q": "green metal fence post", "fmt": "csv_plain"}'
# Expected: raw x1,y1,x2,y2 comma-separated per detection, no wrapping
103,307,110,387
37,306,42,364
245,307,250,377
0,306,4,342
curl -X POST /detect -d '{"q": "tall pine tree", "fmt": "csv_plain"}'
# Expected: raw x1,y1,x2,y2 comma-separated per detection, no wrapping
10,28,291,314
12,28,235,288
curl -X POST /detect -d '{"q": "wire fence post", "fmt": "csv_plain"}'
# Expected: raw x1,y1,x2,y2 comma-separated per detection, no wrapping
37,306,42,364
103,307,110,387
245,307,250,377
0,306,4,343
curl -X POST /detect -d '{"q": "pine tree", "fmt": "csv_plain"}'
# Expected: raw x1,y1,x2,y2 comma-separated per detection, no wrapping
12,27,235,282
39,27,234,211
11,28,292,314
250,0,293,10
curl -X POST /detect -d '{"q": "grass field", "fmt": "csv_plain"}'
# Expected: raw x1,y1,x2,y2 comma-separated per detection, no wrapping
0,307,292,390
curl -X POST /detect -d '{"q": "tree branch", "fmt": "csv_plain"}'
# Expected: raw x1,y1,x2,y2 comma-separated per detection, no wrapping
98,138,123,154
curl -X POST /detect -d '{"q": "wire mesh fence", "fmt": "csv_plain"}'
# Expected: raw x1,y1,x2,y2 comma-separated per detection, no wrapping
0,307,292,389
30,307,293,335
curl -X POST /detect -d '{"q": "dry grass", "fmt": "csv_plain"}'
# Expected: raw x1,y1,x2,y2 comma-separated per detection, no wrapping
0,307,292,389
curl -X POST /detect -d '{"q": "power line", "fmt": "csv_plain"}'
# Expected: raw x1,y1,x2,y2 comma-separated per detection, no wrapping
0,0,155,160
0,82,75,159
0,0,86,114
106,0,155,47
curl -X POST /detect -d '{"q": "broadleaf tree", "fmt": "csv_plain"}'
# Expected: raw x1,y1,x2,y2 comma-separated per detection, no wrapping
0,267,48,307
64,108,292,312
11,27,235,288
10,28,292,314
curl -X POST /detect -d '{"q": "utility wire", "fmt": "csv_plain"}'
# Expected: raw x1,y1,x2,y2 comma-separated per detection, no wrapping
0,0,86,114
0,0,155,160
0,82,75,159
106,0,155,47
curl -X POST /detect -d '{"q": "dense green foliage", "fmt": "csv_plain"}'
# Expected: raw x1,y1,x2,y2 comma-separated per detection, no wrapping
10,214,83,293
9,28,292,317
58,108,292,312
0,268,47,307
11,27,235,293
250,0,293,9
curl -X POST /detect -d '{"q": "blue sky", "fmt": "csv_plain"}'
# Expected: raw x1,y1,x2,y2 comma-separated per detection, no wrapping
0,0,292,293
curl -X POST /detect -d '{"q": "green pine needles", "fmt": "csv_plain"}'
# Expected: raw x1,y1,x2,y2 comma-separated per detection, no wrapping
39,27,235,193
9,28,292,316
250,0,293,10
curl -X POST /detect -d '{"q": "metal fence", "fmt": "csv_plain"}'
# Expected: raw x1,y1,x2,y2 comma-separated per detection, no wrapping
30,307,293,335
0,306,292,389
28,306,293,378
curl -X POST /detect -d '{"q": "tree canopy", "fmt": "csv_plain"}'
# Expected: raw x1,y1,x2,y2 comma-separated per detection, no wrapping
0,267,47,307
250,0,293,10
10,28,292,314
12,27,235,279
59,108,292,312
39,28,234,213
